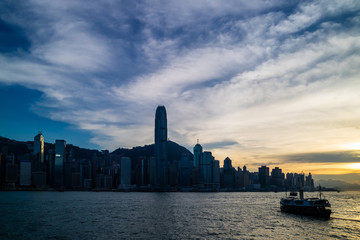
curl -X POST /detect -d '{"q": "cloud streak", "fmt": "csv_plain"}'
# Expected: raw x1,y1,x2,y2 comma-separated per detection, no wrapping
278,150,360,163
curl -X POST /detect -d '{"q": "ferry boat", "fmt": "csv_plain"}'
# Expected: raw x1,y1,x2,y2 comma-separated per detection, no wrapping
280,189,331,219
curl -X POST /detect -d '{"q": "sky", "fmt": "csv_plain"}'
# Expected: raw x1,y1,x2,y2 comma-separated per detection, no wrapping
1,0,360,183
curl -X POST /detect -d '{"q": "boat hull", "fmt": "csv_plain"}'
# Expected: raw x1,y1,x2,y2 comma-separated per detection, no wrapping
280,204,331,219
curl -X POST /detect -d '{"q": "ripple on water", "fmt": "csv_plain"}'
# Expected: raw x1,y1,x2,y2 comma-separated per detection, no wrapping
0,191,359,239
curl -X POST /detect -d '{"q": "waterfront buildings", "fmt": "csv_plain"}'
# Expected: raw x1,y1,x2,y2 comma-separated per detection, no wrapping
192,142,221,190
0,106,321,191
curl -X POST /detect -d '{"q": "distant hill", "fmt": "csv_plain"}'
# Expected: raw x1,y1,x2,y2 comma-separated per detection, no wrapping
316,179,360,191
0,136,193,163
0,136,32,156
111,140,193,162
0,136,101,159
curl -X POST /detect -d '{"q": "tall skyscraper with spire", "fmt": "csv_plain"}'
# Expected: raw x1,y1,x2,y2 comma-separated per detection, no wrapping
154,105,168,187
193,140,203,168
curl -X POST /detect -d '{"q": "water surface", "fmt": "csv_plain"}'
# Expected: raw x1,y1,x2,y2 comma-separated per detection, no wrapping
0,191,359,239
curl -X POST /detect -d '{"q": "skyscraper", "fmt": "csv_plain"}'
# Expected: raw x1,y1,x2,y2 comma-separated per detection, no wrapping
34,133,44,164
120,157,131,187
20,160,31,186
193,141,203,168
222,157,236,188
193,141,203,185
259,165,269,188
200,151,213,184
270,167,285,187
154,105,168,187
54,140,66,189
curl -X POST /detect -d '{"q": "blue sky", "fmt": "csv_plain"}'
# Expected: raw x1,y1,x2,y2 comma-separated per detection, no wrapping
1,0,360,180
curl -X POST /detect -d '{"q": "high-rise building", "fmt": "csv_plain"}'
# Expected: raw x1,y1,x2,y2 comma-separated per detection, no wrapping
222,157,236,188
223,157,232,170
54,140,66,189
154,105,168,187
258,165,270,188
20,160,31,186
305,172,314,190
178,154,192,187
200,151,213,184
47,149,55,186
212,160,220,189
270,167,285,187
34,133,44,164
193,141,203,185
0,153,4,189
193,141,203,168
120,157,131,187
238,165,250,189
5,154,17,187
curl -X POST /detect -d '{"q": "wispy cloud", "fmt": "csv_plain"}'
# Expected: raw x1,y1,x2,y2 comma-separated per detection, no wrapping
278,150,360,163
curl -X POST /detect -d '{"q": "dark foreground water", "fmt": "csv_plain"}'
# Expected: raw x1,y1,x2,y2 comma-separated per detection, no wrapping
0,191,359,239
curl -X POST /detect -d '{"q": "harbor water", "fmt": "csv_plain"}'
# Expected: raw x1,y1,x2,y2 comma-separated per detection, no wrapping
0,191,359,239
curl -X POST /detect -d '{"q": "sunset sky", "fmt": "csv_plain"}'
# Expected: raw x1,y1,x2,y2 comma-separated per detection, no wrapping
1,0,360,183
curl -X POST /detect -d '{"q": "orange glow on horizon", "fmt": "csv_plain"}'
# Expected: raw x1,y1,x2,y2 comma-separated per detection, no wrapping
347,162,360,170
238,162,360,176
341,142,360,150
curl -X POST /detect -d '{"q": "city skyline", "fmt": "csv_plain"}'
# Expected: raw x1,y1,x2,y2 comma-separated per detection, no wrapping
0,131,321,191
1,1,360,183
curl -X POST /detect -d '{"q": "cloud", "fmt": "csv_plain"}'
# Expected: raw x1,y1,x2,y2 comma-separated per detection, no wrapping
202,140,239,150
278,150,360,163
1,0,360,168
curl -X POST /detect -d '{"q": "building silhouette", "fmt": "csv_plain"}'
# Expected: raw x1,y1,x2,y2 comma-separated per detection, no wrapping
120,157,131,188
259,165,270,188
54,140,66,189
200,151,213,184
238,165,250,189
33,133,44,164
19,158,31,186
270,167,285,187
193,141,202,168
178,154,192,187
193,141,203,185
222,157,236,188
154,105,168,187
212,160,220,189
5,154,17,188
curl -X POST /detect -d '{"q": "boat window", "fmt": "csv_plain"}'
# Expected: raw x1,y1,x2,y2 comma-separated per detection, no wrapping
315,200,327,205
